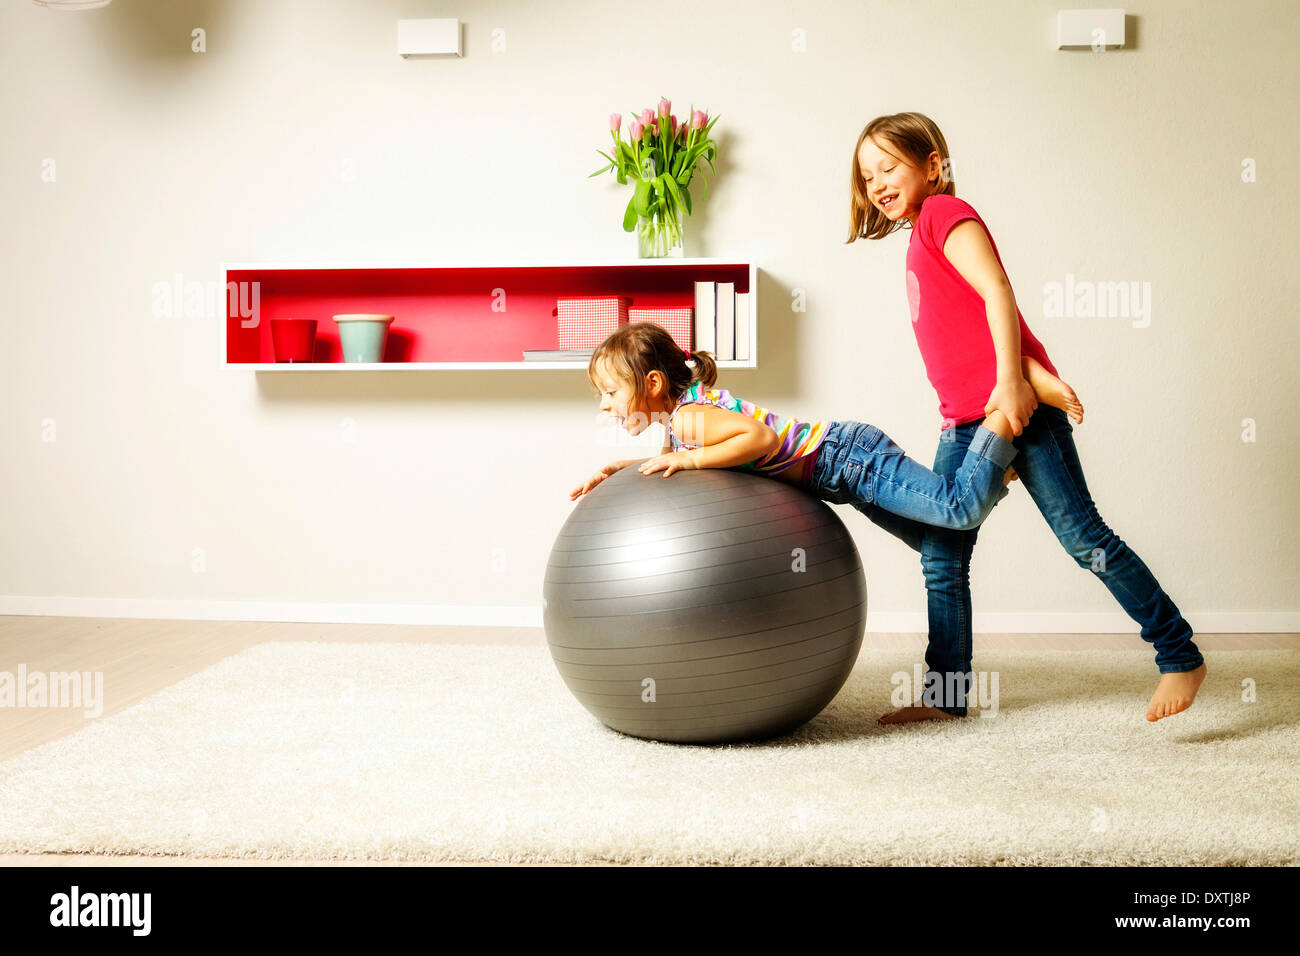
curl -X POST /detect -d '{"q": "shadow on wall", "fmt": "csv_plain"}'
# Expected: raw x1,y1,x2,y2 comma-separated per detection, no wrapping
98,0,233,66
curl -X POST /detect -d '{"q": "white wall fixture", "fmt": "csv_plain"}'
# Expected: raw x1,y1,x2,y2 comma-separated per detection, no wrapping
397,18,463,58
32,0,113,8
1056,9,1126,49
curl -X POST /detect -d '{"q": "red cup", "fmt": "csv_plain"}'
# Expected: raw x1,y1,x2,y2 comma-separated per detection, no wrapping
270,318,318,362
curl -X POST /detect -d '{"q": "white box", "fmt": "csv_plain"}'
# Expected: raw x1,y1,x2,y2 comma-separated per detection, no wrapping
1056,9,1125,49
398,18,462,57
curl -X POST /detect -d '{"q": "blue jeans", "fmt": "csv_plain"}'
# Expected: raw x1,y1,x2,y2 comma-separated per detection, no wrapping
837,404,1204,715
809,419,1018,534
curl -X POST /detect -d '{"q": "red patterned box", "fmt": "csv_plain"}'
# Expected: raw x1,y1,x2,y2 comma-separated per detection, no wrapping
629,307,693,351
556,296,632,349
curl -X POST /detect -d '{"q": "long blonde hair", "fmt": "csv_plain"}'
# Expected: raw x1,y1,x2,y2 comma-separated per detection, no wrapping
846,111,957,243
587,322,717,420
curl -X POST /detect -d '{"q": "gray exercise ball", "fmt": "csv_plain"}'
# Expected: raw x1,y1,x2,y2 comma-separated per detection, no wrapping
544,465,867,744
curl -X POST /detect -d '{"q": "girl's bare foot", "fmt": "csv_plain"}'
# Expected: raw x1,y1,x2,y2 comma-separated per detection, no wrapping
1022,355,1084,424
877,705,961,725
1145,662,1208,722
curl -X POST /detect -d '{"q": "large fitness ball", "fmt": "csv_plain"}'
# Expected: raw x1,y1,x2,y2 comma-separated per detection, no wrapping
543,465,867,744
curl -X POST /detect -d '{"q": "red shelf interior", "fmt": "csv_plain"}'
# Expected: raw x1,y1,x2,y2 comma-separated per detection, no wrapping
225,263,751,364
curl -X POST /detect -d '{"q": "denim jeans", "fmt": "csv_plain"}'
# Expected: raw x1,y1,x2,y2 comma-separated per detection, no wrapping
809,419,1018,533
834,404,1204,715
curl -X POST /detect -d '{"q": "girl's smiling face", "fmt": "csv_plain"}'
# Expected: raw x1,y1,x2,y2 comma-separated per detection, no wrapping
596,362,649,436
596,360,671,437
856,136,941,227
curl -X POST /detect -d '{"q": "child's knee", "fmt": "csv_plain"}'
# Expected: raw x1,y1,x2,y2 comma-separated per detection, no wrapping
1060,521,1117,565
952,511,988,533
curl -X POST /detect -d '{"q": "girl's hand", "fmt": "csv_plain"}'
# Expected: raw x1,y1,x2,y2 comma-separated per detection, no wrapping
638,451,696,477
984,377,1038,436
570,467,613,500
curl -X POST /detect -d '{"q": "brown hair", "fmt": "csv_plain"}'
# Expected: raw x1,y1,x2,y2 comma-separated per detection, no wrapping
587,322,717,426
845,111,956,243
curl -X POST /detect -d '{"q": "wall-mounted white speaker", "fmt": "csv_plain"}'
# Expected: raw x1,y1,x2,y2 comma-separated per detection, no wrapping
1057,9,1126,49
397,18,463,57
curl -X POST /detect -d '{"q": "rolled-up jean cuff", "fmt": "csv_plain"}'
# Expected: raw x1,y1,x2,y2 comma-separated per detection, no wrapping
967,425,1018,470
1157,656,1205,675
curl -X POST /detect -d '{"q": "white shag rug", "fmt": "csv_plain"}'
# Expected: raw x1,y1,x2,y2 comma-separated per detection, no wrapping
1,642,1296,865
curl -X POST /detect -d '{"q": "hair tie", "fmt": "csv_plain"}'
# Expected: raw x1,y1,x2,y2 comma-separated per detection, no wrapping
683,349,692,360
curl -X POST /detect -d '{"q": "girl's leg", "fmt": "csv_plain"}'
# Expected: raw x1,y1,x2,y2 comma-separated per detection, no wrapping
809,424,934,554
844,418,1018,532
1012,405,1206,720
882,419,986,722
808,420,989,722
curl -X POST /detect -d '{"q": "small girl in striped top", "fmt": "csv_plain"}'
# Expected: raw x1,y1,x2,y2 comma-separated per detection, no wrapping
572,323,1084,537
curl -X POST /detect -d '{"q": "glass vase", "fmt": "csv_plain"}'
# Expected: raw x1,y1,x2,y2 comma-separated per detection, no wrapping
635,207,685,258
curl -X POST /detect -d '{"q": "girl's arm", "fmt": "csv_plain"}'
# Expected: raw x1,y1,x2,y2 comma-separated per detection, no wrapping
602,434,671,474
673,403,779,470
942,220,1038,434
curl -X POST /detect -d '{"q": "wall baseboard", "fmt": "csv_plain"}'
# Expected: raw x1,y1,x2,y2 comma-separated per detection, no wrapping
0,596,1295,634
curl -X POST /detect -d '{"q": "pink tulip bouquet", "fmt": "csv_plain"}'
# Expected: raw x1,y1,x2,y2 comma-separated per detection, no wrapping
590,97,719,256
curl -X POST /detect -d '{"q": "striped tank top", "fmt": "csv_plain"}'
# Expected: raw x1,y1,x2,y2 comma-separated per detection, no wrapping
665,382,830,488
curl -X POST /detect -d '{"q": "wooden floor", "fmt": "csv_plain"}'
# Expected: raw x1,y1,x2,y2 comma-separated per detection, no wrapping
1,615,1294,867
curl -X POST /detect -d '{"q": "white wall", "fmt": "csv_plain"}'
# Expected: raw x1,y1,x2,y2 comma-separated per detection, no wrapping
3,0,1296,632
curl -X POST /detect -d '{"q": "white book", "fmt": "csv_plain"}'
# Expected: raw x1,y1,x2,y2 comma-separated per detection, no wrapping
693,281,716,355
734,291,750,362
715,281,735,361
523,349,594,355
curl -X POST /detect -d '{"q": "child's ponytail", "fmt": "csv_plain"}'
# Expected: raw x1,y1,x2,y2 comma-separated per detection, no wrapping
685,348,718,391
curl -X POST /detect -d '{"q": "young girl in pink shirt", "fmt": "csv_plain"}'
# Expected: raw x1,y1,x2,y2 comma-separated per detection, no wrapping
848,111,1206,723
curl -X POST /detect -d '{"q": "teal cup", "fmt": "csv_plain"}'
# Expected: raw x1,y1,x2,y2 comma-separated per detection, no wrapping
332,314,395,363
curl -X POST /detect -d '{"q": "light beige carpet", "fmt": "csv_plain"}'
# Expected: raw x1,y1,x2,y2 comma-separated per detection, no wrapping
0,642,1296,865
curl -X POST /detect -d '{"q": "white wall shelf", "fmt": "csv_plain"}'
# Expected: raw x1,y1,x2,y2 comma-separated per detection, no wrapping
222,258,758,370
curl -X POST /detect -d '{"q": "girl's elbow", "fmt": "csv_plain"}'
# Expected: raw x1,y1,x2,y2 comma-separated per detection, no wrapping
984,282,1017,309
